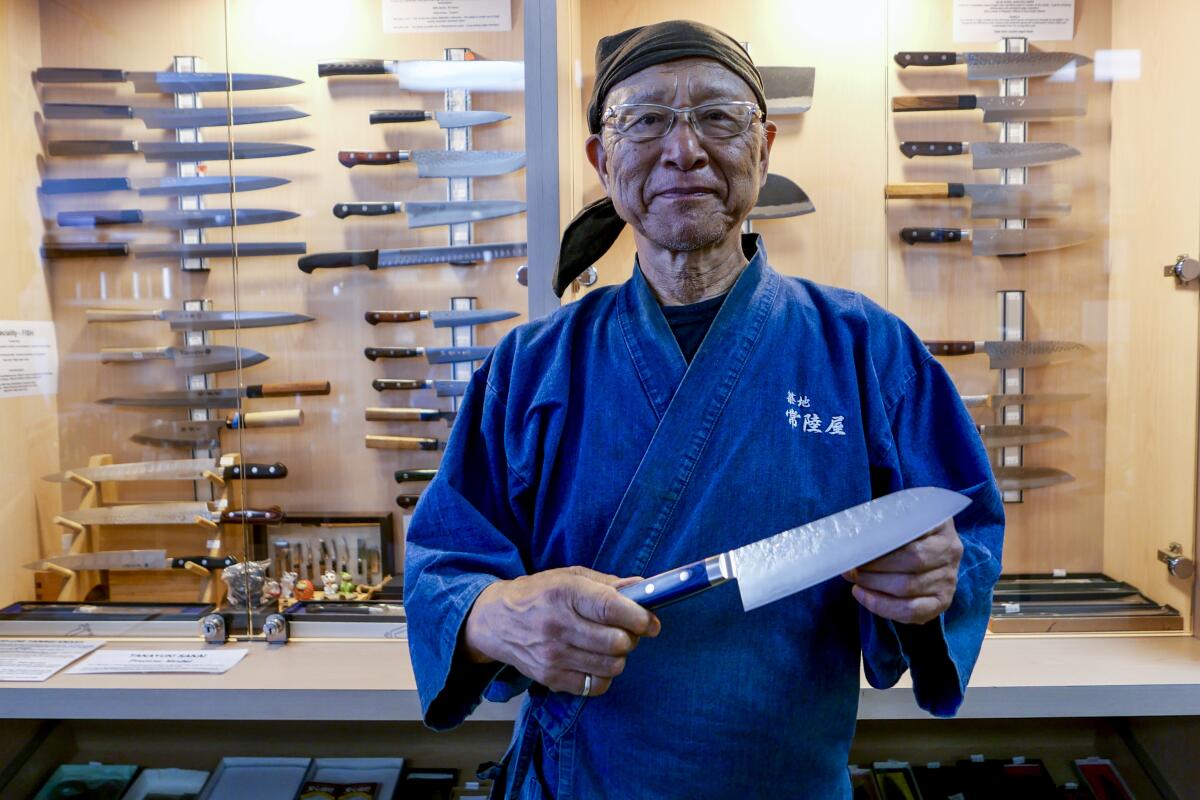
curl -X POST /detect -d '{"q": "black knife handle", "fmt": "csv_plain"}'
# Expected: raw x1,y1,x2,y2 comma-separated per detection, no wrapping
298,250,380,272
891,95,978,112
223,462,289,480
370,109,430,124
894,52,958,68
58,209,144,227
373,379,429,391
899,141,965,159
338,150,402,168
221,506,285,525
924,341,977,357
365,347,421,361
900,227,963,245
333,202,398,218
41,241,130,258
318,59,389,77
396,494,423,509
395,469,437,483
171,555,239,570
48,140,139,156
43,103,135,120
35,67,126,83
40,177,134,194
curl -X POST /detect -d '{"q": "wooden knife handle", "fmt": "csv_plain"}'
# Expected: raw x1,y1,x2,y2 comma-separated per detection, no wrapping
900,227,964,245
366,311,422,324
247,381,331,397
891,95,977,112
366,435,440,451
298,250,380,272
333,202,398,219
894,52,958,68
364,347,420,361
885,183,955,199
318,59,389,77
42,241,130,259
85,308,157,323
923,340,977,357
366,407,442,421
395,469,437,483
338,150,405,168
230,409,303,429
370,109,430,124
899,141,965,159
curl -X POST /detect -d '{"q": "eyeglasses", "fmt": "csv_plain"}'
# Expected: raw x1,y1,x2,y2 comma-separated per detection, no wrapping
601,101,762,142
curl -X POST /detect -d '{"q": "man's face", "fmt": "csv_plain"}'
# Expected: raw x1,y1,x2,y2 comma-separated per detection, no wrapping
586,57,773,253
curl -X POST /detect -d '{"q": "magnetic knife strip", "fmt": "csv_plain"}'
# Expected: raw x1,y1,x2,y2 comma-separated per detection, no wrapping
989,573,1183,633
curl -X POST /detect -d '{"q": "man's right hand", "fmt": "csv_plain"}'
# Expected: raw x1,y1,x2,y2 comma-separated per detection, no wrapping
462,565,661,698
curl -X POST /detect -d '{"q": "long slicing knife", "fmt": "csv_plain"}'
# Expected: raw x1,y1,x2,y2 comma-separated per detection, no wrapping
617,487,969,610
43,242,307,260
131,410,303,448
337,149,525,176
40,175,288,196
100,344,268,373
365,435,444,451
759,66,815,114
749,174,815,219
365,309,517,328
99,381,331,409
884,183,1070,219
994,466,1074,491
43,459,287,483
893,51,1091,80
42,103,307,129
898,141,1080,169
332,199,526,227
298,241,526,272
891,95,1086,121
364,346,491,364
25,551,238,573
317,59,524,92
373,379,467,397
960,392,1089,409
34,67,302,93
369,109,510,127
365,408,457,424
924,340,1089,369
977,424,1068,448
899,227,1090,256
56,500,284,527
58,208,298,229
47,140,313,162
86,309,313,331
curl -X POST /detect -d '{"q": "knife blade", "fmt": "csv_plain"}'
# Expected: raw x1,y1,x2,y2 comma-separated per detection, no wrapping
961,392,1088,409
891,95,1086,121
57,501,283,527
298,241,526,272
48,140,313,162
337,149,525,176
25,550,238,572
368,109,510,127
977,424,1068,448
884,183,1070,219
364,345,491,364
58,208,299,229
899,227,1091,256
317,59,524,92
131,410,302,447
749,174,815,219
758,66,815,114
395,469,437,483
924,340,1089,369
617,487,969,611
43,459,287,483
42,103,308,129
332,199,526,227
365,435,444,451
34,67,302,93
898,141,1081,169
365,308,517,328
85,308,313,331
100,344,268,373
994,466,1075,491
98,380,331,409
40,175,289,196
365,407,457,424
373,379,468,396
893,51,1091,80
43,241,307,260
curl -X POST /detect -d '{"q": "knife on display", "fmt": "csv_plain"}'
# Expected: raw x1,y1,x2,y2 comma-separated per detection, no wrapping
57,500,283,527
47,140,313,162
42,103,308,129
899,227,1090,256
898,141,1081,169
891,95,1086,121
374,379,468,396
317,59,524,92
40,175,289,196
99,381,331,409
924,340,1089,369
749,174,815,219
961,392,1088,409
364,345,491,364
994,466,1075,491
58,208,299,229
365,309,517,328
365,407,457,424
337,149,525,176
298,241,526,272
100,344,268,373
369,109,510,127
333,199,526,227
44,459,287,483
884,183,1070,219
395,469,437,483
86,308,313,331
759,66,815,114
616,487,969,611
365,435,444,451
43,241,307,260
34,67,302,93
396,495,423,509
25,551,238,573
132,410,302,447
893,51,1091,79
977,424,1068,448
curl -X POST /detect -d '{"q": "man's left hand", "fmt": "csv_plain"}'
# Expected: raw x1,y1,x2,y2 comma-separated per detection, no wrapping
842,519,963,626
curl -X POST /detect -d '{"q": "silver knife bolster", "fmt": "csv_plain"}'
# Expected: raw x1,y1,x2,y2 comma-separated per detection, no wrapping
710,553,733,583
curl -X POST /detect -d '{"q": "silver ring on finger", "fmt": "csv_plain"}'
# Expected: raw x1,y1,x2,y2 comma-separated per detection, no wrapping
581,673,593,698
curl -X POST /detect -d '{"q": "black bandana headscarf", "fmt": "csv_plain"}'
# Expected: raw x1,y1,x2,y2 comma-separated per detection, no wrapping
553,20,767,297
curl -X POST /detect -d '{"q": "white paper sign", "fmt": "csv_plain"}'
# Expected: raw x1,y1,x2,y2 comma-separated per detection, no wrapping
0,321,58,399
383,0,511,33
954,0,1075,42
67,649,247,675
0,639,104,682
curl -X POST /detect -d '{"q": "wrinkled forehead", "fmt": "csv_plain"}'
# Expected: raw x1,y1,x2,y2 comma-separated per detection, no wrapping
603,57,757,106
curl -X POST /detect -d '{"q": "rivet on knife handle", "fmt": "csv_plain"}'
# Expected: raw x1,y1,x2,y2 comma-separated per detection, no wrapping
333,202,398,219
298,250,381,272
899,141,965,159
318,59,389,77
900,227,963,245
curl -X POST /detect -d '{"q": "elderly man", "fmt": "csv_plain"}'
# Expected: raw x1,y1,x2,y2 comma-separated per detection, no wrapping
405,19,1004,799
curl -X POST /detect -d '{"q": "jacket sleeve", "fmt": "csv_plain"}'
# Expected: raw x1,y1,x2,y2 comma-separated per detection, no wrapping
859,350,1006,717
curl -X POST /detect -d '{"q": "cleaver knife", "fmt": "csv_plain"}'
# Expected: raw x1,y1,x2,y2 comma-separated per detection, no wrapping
925,339,1088,369
900,226,1090,256
617,487,969,610
750,174,815,219
337,148,525,176
759,66,815,114
898,141,1080,170
892,95,1086,122
885,183,1070,219
893,51,1091,80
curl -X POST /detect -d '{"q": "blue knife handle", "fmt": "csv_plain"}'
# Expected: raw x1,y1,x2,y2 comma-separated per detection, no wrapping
58,209,144,226
617,557,722,610
40,177,134,194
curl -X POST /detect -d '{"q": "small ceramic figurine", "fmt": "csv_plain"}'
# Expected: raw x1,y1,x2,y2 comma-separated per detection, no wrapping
262,579,281,603
322,570,339,598
339,571,356,597
280,570,297,601
294,578,315,601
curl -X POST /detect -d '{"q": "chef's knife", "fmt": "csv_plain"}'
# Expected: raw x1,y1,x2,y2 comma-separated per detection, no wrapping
86,308,313,331
617,487,969,611
749,174,815,219
977,424,1068,448
42,103,307,129
365,435,444,451
893,51,1091,80
100,344,267,373
48,140,313,162
317,59,524,92
298,241,526,272
131,410,302,447
365,407,457,424
365,309,517,328
924,340,1088,369
758,66,815,114
892,95,1086,121
44,459,286,483
43,241,307,260
40,175,288,196
58,208,299,229
898,141,1080,169
337,149,525,176
369,109,510,127
333,199,526,227
99,381,330,409
994,466,1074,491
57,500,283,527
885,183,1070,219
373,379,467,396
899,227,1090,256
395,469,437,483
364,345,491,364
961,392,1088,409
34,67,301,93
25,551,238,572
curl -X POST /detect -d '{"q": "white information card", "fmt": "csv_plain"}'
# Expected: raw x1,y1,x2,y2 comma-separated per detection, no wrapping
383,0,511,33
0,640,104,682
67,649,247,675
0,321,58,399
954,0,1076,42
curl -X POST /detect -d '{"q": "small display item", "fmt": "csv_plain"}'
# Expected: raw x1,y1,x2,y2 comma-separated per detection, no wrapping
296,782,379,800
221,560,271,608
121,767,209,800
294,579,315,600
399,768,458,800
955,756,1009,800
33,763,137,800
305,758,405,800
871,760,920,800
848,765,881,800
1002,758,1058,799
1073,758,1135,800
197,757,311,800
911,761,966,799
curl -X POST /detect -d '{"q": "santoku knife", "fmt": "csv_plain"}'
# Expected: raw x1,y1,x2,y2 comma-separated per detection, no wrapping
365,435,444,451
900,227,1090,256
332,199,526,227
57,500,283,527
884,183,1070,219
86,308,313,331
961,392,1088,409
25,551,238,573
365,308,517,328
317,59,524,92
99,381,330,409
994,466,1074,491
40,175,288,196
43,241,306,260
100,344,267,373
58,208,298,229
34,67,301,93
395,469,437,483
364,345,491,364
132,410,302,447
298,241,526,272
42,103,307,129
898,141,1080,169
750,174,815,219
893,51,1091,80
373,379,467,396
369,109,510,127
892,95,1086,121
365,407,457,424
617,487,969,610
48,140,313,162
43,459,287,483
759,66,815,114
977,424,1068,448
337,149,525,176
924,339,1088,369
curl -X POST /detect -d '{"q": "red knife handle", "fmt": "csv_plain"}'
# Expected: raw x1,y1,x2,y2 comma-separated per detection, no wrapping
900,227,964,245
222,507,285,525
894,52,958,68
924,341,977,357
366,311,422,324
339,150,401,168
318,59,388,77
891,95,977,112
41,241,130,258
365,347,420,361
370,110,430,124
899,141,965,159
333,202,398,218
298,250,380,272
